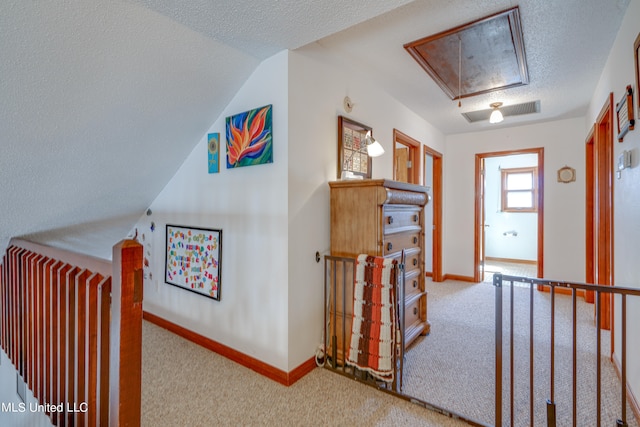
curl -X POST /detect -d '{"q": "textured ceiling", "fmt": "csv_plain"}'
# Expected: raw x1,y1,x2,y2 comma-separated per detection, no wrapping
128,0,415,59
0,0,412,258
308,0,630,134
0,0,630,258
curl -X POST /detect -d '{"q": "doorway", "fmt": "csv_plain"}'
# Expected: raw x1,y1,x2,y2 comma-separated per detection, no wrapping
474,148,544,282
393,129,420,184
423,145,443,282
585,93,614,331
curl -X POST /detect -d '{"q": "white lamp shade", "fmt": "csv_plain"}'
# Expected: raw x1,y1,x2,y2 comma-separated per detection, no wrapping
366,140,385,157
489,108,504,124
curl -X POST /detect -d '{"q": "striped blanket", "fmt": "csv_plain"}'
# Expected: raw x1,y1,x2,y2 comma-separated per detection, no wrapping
346,254,398,382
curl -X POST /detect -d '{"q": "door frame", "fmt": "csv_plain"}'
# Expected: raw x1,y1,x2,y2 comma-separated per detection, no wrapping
393,129,421,184
585,124,595,304
587,93,614,331
423,144,443,282
474,148,544,282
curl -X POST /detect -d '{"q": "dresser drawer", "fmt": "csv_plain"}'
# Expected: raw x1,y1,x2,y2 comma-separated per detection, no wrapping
383,206,421,234
404,250,421,271
404,269,421,297
383,230,421,255
386,247,421,270
404,295,422,329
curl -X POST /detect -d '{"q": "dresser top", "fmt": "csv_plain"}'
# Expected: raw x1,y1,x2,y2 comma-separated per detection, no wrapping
328,179,429,194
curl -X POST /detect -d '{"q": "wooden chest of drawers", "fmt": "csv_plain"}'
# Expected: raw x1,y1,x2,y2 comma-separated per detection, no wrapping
328,179,430,361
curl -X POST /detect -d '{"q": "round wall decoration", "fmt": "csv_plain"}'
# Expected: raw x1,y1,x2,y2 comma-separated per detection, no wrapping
557,166,576,183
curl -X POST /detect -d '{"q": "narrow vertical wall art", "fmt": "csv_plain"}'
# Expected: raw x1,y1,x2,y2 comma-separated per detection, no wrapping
208,132,220,173
226,104,273,168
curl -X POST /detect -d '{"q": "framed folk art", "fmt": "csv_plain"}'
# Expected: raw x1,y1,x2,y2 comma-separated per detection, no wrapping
337,116,373,179
165,224,222,300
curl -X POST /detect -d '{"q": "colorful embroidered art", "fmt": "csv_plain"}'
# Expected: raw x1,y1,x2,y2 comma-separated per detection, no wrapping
165,225,222,300
225,104,273,168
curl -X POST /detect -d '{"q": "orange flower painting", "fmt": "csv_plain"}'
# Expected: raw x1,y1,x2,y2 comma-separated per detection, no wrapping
226,104,273,168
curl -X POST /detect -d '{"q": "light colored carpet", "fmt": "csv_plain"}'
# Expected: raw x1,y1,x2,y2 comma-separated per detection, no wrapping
400,278,638,427
141,320,467,427
142,273,638,426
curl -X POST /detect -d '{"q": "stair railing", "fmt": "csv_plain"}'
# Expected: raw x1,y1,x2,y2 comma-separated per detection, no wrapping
0,238,143,427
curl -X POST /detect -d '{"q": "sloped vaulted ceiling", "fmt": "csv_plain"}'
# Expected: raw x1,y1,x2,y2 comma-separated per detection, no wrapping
0,0,412,258
0,1,630,258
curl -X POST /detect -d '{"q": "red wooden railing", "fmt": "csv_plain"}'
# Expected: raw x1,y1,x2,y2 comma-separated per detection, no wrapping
0,238,143,426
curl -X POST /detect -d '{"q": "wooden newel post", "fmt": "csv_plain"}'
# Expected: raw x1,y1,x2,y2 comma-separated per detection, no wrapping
109,239,143,426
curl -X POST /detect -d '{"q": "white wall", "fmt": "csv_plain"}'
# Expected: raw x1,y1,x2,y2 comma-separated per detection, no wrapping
587,0,640,405
286,46,445,369
135,51,290,370
134,45,445,373
484,154,538,261
444,118,586,281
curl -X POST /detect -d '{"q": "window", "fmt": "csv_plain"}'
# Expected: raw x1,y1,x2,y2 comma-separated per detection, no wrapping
501,167,538,212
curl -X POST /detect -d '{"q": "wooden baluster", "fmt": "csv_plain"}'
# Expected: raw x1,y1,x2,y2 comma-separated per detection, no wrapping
8,248,18,365
11,247,25,369
41,258,54,409
35,256,48,405
74,269,89,427
65,266,79,427
49,261,62,424
86,273,103,427
98,278,111,426
1,252,7,352
21,251,31,382
57,264,72,427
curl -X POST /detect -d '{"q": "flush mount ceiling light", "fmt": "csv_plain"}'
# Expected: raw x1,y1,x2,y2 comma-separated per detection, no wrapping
461,100,540,123
489,102,504,123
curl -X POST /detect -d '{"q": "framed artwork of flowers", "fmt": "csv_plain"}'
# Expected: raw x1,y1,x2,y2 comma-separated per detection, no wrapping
226,104,273,168
165,224,222,301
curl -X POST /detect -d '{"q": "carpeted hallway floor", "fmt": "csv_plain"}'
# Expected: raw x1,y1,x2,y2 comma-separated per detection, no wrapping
141,320,467,427
401,277,638,427
142,270,638,426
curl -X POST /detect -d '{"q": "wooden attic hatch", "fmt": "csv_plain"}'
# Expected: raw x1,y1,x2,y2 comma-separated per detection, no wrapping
404,7,529,100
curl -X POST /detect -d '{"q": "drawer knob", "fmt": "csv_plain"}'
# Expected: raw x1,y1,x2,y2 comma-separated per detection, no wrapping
413,214,419,222
386,242,393,251
388,216,394,224
413,307,418,316
413,236,418,244
413,258,418,266
413,280,417,288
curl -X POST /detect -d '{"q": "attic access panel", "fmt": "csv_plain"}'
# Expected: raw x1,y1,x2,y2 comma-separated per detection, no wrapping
404,7,528,100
